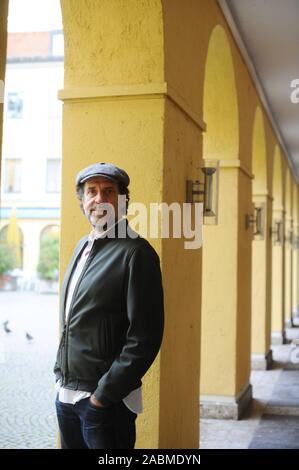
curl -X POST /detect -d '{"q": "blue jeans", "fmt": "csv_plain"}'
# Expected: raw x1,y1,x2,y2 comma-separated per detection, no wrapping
55,395,137,449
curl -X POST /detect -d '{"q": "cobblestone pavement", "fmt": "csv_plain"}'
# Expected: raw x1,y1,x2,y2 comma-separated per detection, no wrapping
0,291,59,449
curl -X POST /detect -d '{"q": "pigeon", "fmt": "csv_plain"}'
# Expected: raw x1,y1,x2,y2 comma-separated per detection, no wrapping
26,332,34,341
3,321,11,334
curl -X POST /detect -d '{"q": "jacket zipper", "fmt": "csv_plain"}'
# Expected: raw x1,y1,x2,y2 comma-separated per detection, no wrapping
62,240,100,386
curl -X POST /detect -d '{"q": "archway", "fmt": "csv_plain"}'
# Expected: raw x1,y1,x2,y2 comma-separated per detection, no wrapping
200,25,252,419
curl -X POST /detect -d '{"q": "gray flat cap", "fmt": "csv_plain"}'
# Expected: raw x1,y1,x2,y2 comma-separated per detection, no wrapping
76,162,130,187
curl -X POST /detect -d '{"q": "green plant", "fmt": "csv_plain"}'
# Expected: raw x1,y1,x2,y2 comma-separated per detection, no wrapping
37,236,60,281
0,242,16,276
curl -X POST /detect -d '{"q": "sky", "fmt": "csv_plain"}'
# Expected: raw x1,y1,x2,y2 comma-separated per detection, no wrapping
8,0,63,32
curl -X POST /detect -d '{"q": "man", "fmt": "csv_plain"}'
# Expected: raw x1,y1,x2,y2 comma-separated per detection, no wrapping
54,162,164,449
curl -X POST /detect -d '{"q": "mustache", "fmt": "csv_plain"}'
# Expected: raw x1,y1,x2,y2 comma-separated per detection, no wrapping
89,204,106,213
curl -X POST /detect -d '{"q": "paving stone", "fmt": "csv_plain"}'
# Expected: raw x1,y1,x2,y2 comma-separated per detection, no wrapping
0,292,59,449
249,414,299,449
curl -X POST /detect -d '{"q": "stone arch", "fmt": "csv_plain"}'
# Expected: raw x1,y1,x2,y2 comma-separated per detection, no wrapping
40,224,60,242
203,25,239,162
201,24,245,407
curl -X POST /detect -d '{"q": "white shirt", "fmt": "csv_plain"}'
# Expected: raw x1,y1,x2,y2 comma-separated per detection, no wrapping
56,221,143,414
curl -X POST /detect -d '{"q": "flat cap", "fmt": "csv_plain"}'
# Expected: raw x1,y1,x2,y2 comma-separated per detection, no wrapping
76,162,130,187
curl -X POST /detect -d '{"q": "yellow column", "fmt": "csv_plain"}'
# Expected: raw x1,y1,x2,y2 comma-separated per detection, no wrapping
271,208,286,344
297,225,299,319
284,216,293,328
200,162,253,419
60,0,202,449
292,188,298,321
251,194,273,369
292,225,298,320
0,0,8,185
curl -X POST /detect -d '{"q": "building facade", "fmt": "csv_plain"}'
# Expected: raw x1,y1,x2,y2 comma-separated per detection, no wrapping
0,30,63,283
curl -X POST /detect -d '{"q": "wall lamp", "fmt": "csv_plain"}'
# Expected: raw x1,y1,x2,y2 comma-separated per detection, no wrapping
245,205,265,239
270,220,283,245
186,160,219,225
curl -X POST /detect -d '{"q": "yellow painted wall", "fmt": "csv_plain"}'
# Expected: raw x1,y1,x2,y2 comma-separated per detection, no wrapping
160,98,202,448
62,0,164,88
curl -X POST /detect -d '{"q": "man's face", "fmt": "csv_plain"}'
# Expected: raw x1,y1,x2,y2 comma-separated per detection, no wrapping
82,176,119,228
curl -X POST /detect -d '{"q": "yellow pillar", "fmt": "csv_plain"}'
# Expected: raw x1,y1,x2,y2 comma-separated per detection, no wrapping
200,163,253,419
298,248,299,317
251,194,273,369
60,0,202,449
271,208,286,344
284,216,293,328
292,224,298,320
0,0,8,185
292,187,298,320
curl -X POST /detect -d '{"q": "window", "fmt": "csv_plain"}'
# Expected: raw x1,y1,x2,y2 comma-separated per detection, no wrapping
46,159,61,193
4,159,22,193
7,92,23,118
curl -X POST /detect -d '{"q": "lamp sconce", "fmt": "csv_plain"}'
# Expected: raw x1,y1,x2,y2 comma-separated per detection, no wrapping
245,205,265,239
270,220,283,245
186,160,219,225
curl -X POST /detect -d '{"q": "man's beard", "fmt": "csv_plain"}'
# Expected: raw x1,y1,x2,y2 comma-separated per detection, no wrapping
86,204,116,231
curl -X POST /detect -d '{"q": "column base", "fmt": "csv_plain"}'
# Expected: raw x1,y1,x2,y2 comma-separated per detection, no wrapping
251,349,273,371
200,383,252,420
271,330,287,345
285,318,293,328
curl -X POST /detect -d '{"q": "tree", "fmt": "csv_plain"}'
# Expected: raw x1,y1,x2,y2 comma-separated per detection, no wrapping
37,236,59,281
0,242,16,276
